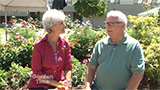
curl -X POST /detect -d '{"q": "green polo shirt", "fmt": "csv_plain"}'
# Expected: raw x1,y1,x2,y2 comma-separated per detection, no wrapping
89,33,145,90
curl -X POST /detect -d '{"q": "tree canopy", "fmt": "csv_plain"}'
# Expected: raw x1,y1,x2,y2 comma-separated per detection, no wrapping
72,0,108,18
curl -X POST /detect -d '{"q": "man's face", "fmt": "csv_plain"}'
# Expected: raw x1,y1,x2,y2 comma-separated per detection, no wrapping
106,16,125,38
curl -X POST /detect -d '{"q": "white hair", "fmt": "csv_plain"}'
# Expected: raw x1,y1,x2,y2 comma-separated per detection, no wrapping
42,9,65,33
107,10,128,28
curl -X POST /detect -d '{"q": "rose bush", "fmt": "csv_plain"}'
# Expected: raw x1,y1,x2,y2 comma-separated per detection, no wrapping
0,62,32,90
68,20,105,62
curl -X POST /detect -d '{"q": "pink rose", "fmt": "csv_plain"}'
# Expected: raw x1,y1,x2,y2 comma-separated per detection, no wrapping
82,59,87,64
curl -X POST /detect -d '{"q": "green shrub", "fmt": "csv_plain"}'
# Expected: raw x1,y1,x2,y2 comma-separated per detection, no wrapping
0,69,9,89
0,42,19,70
0,33,1,41
127,15,160,89
158,8,160,26
8,62,32,89
72,0,107,18
0,16,42,70
127,15,159,45
0,37,36,70
8,16,41,41
71,56,88,86
0,62,32,89
8,27,40,40
68,21,104,62
141,40,160,89
64,15,81,29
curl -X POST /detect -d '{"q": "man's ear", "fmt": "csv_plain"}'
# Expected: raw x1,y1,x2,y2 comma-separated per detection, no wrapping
121,22,125,29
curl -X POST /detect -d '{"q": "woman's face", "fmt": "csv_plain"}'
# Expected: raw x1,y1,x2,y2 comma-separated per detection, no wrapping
51,19,66,35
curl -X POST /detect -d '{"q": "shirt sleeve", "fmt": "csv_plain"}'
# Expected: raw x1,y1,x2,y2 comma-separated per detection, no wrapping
31,43,44,78
131,42,145,73
63,43,72,71
89,42,99,67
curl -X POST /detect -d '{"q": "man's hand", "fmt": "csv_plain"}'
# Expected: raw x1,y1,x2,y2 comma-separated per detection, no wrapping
85,64,97,90
85,86,92,90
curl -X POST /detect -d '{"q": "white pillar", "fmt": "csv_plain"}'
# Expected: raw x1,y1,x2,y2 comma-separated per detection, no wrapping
5,7,8,41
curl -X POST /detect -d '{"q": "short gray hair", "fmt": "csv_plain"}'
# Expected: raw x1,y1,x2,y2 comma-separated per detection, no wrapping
107,10,128,28
42,9,65,33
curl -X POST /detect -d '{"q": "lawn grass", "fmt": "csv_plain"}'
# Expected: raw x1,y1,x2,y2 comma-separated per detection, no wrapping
0,28,5,34
0,28,6,43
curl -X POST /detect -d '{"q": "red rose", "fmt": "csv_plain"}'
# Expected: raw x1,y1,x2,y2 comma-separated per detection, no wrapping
9,21,13,24
22,22,26,25
4,44,7,48
32,22,35,25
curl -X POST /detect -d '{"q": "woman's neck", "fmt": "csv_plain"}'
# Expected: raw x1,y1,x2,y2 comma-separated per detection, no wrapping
47,32,59,44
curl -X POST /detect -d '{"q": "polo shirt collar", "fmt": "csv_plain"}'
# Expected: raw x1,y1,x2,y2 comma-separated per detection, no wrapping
108,33,128,46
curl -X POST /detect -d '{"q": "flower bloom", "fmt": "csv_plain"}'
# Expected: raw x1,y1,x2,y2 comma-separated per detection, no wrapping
16,32,20,35
33,36,36,40
21,37,27,41
75,24,80,28
77,32,81,35
32,22,35,25
28,68,32,70
75,42,78,45
71,44,74,48
15,35,20,40
10,42,14,45
90,26,93,29
9,21,13,24
80,26,84,29
82,59,87,64
22,22,26,25
86,20,90,25
11,78,15,82
78,44,81,47
4,44,7,48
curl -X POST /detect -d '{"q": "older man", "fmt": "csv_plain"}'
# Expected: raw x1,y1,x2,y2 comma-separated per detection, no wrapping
85,10,145,90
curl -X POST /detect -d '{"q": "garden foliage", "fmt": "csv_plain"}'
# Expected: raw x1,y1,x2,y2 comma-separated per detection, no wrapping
64,15,81,29
72,0,107,18
0,17,41,89
0,9,160,89
68,20,105,62
127,15,160,89
0,63,32,89
71,56,88,86
0,17,41,70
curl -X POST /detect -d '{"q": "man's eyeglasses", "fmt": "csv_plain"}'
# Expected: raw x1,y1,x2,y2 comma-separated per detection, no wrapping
106,22,122,26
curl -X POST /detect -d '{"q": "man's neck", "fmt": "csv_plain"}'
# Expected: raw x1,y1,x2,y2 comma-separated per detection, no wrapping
110,33,125,44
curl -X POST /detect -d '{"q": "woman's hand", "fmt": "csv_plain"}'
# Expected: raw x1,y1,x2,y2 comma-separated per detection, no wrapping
56,80,72,90
63,80,72,88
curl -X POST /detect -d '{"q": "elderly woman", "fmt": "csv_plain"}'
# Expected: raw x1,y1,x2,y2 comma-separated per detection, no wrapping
26,9,72,90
